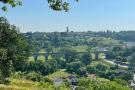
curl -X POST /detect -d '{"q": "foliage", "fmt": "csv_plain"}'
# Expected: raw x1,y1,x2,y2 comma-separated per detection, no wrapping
118,73,132,81
77,67,87,76
77,77,131,90
106,51,116,59
12,71,53,84
113,78,128,86
66,61,83,73
61,47,78,63
26,60,57,76
81,53,92,65
0,17,30,83
0,48,11,83
128,53,135,66
0,79,70,90
96,64,107,71
0,0,22,11
1,20,134,89
0,0,78,12
86,65,97,74
25,72,43,82
47,70,71,80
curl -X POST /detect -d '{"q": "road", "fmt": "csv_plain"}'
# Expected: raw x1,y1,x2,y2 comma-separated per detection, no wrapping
103,59,128,68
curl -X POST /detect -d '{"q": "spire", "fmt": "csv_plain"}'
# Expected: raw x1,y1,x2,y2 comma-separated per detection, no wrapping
66,26,69,32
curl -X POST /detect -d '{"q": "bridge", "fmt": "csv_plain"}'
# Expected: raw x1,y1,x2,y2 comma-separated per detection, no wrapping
32,50,109,61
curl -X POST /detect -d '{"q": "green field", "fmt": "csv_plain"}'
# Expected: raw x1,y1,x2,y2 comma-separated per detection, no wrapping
0,79,69,90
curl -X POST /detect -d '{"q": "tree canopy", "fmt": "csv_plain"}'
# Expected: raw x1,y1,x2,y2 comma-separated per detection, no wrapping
0,0,78,12
0,17,30,82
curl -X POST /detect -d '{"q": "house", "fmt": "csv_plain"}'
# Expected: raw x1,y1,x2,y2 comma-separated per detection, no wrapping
129,80,135,89
134,74,135,81
67,75,78,85
87,73,96,80
52,77,63,86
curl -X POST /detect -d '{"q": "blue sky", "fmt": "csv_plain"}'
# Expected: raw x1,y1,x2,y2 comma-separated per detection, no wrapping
1,0,135,32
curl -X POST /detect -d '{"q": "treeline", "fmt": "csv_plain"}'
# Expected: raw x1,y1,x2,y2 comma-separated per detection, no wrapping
93,30,135,42
24,30,135,52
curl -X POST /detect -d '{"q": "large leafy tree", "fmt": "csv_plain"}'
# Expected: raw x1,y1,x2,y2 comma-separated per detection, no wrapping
81,53,92,65
129,53,135,67
0,17,30,82
114,56,123,69
0,0,78,12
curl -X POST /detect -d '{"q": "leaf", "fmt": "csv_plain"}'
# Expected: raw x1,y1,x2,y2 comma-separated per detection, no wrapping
1,6,8,12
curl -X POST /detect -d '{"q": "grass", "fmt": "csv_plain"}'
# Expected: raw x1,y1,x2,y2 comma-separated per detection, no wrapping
0,79,69,90
96,78,110,81
47,71,71,80
71,45,88,52
0,79,46,90
100,60,113,67
91,60,113,68
39,49,46,53
98,38,122,46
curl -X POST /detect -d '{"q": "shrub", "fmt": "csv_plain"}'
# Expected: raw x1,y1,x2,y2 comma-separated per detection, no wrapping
86,66,97,74
96,64,107,71
25,71,42,82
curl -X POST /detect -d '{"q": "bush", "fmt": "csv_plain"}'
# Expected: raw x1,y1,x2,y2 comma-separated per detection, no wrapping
25,71,42,82
11,71,26,79
96,64,107,71
86,66,97,74
77,67,87,76
110,65,117,70
113,78,128,86
77,77,131,90
118,73,132,81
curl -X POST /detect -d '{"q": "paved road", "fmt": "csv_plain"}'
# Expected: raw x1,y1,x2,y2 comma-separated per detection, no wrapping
103,59,128,68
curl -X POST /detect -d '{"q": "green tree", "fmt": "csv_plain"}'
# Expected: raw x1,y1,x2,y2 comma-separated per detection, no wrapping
0,0,22,11
81,53,92,65
77,67,87,76
115,56,123,68
0,48,11,83
113,79,128,86
77,77,131,90
96,64,107,71
0,0,78,12
61,48,77,63
106,51,116,59
66,61,83,73
46,44,53,53
118,73,132,81
0,17,30,82
129,53,135,66
121,57,127,63
112,45,123,52
86,65,97,74
86,46,92,53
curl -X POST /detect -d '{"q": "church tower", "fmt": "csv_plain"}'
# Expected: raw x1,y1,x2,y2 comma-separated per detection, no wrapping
66,26,69,32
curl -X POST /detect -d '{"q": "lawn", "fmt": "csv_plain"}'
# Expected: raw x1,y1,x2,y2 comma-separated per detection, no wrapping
0,79,69,90
71,45,88,52
90,60,113,68
46,70,71,80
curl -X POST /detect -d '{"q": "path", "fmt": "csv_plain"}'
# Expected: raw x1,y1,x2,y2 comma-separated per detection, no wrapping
103,59,128,68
